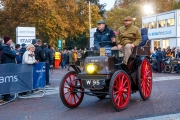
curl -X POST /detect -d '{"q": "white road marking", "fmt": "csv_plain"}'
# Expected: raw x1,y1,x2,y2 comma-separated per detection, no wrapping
153,76,180,82
136,113,180,120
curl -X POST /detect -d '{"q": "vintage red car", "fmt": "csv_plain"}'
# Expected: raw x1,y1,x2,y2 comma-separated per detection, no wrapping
59,41,152,111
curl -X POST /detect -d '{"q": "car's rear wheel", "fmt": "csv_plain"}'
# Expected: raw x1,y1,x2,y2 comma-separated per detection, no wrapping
60,71,84,108
109,70,131,111
138,58,152,100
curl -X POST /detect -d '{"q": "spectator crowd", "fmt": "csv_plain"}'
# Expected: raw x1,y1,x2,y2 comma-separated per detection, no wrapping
0,36,89,101
151,46,180,73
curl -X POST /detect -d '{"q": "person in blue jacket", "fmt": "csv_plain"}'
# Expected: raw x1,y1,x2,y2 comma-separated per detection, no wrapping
139,28,149,46
94,20,116,50
14,44,22,64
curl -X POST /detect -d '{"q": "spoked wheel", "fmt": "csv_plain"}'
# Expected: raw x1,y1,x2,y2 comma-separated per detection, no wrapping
138,58,152,100
164,64,172,73
60,71,84,108
109,70,131,111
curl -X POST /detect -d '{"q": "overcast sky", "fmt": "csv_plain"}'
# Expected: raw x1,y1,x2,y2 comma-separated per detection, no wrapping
99,0,115,10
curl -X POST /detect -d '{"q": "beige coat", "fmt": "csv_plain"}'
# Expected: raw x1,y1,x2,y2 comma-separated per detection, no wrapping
116,24,142,46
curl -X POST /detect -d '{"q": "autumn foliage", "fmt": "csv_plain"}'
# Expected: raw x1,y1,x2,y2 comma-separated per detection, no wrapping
0,0,102,47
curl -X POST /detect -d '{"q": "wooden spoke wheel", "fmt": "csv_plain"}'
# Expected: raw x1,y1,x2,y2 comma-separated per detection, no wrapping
109,70,131,111
60,71,84,108
138,58,152,100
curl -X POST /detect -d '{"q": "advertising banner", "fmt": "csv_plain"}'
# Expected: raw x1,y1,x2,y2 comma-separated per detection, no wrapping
0,64,33,95
33,62,46,89
148,27,176,39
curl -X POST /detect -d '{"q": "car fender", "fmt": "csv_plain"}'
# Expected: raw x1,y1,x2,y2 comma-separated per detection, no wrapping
136,56,150,67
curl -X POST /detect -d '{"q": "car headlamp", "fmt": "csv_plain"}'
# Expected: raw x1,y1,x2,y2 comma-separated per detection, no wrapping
85,63,97,74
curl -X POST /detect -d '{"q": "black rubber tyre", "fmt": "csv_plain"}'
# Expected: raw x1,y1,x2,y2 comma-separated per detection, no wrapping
164,64,172,73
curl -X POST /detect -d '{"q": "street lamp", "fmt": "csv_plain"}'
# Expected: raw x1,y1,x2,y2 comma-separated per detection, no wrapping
133,18,136,25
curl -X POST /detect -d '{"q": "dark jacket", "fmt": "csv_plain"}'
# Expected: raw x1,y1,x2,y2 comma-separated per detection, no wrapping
176,51,180,59
0,43,16,64
34,45,42,62
94,26,115,49
20,47,26,57
14,49,22,64
41,47,53,65
156,50,163,61
139,28,149,46
20,43,26,57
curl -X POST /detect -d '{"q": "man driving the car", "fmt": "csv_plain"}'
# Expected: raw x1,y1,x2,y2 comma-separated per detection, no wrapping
116,16,142,65
94,20,116,50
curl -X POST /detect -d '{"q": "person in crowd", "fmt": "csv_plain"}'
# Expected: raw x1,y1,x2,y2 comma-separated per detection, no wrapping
152,49,158,60
139,28,149,46
31,39,37,45
166,48,173,58
77,48,82,66
66,50,70,67
22,44,39,64
116,16,142,65
61,49,68,69
0,36,18,63
176,47,180,59
14,44,22,64
74,49,78,65
67,49,76,71
0,38,3,64
41,43,53,85
0,36,18,101
34,39,43,62
171,47,176,57
54,50,61,68
94,20,116,50
20,43,26,57
156,47,163,73
81,48,87,66
162,48,166,59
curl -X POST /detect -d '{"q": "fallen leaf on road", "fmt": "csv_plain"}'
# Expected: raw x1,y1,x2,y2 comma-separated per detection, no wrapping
25,116,31,119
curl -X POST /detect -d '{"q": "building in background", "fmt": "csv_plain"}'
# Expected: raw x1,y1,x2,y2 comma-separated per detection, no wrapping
142,9,180,51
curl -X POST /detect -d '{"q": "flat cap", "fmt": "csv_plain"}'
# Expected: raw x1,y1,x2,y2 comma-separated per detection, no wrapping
97,20,105,24
124,16,133,21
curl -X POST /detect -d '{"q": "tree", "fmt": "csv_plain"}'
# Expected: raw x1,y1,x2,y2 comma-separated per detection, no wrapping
0,0,102,48
105,4,142,30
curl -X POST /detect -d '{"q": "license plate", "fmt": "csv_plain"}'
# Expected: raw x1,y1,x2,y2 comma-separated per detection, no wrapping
82,79,104,89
